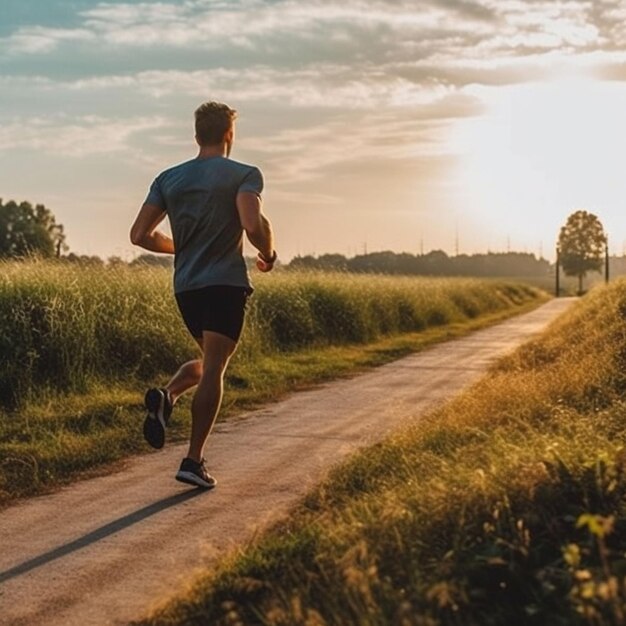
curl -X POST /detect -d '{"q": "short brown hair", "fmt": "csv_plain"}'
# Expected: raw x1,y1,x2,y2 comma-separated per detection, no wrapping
194,101,237,145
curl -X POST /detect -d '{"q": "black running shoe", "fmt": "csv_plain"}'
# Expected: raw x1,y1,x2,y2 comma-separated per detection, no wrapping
143,387,173,449
175,457,217,489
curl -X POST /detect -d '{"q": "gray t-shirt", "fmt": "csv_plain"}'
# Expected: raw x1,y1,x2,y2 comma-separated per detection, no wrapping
145,156,263,293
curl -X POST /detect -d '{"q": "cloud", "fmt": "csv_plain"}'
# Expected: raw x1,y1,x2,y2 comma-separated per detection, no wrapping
2,2,460,53
241,105,466,189
1,0,624,101
6,26,95,54
588,0,626,49
0,69,478,186
0,64,460,111
77,0,496,48
0,0,534,63
1,0,622,96
0,115,167,157
106,66,456,108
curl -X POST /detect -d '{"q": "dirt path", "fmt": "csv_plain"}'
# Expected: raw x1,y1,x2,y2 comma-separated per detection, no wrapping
0,298,575,626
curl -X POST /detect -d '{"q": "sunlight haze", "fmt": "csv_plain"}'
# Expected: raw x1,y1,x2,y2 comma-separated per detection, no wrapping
1,0,625,260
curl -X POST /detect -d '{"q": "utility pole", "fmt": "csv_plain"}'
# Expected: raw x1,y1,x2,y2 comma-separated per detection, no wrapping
605,238,610,284
555,245,560,298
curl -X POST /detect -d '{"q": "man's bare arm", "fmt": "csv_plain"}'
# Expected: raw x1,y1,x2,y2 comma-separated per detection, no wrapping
130,203,175,254
236,191,275,262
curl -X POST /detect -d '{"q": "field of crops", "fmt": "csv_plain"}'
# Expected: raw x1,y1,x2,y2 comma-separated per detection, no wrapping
140,281,626,626
0,260,544,503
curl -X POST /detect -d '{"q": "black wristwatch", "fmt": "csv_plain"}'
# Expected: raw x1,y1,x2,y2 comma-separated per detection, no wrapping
260,250,277,264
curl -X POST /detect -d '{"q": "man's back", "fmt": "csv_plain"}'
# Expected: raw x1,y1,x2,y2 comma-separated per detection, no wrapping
146,156,263,293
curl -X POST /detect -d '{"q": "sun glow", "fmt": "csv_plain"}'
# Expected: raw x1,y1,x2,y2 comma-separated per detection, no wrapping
451,77,626,255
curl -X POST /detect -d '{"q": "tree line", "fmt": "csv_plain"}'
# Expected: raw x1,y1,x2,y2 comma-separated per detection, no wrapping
0,199,613,289
288,250,551,277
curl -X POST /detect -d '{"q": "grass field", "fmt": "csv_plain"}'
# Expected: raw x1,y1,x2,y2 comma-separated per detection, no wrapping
0,260,544,504
137,280,626,626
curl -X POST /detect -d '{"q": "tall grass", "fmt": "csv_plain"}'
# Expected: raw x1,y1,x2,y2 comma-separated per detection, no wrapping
0,261,188,408
138,280,626,626
0,260,539,409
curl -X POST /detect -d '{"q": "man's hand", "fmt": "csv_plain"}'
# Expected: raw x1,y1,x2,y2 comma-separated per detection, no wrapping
256,250,276,272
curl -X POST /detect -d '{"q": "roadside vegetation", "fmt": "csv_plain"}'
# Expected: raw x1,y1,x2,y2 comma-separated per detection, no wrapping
138,280,626,626
0,260,543,503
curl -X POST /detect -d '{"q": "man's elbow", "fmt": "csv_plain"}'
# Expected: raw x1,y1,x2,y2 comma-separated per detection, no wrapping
130,227,146,247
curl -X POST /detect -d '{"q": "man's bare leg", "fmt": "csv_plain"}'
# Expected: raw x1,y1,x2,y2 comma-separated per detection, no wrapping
186,330,237,462
165,358,203,404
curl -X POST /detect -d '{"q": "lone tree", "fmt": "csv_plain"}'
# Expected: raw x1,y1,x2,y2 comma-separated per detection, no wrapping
558,210,606,295
0,199,67,258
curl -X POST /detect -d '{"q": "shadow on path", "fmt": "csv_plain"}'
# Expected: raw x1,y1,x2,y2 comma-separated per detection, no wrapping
0,489,204,584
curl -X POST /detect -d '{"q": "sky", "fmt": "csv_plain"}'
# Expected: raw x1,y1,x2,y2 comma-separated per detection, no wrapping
1,0,625,261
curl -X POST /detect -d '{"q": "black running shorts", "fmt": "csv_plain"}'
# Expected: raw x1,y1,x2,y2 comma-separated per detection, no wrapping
175,285,251,343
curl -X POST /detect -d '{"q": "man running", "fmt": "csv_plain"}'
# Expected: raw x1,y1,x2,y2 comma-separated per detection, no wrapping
130,101,276,489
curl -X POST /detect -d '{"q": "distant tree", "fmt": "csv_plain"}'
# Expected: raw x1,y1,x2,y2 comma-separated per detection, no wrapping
64,253,104,266
130,253,173,268
316,253,348,271
349,251,399,274
107,256,127,267
288,250,549,278
0,199,67,258
558,210,606,294
288,255,318,270
421,250,452,275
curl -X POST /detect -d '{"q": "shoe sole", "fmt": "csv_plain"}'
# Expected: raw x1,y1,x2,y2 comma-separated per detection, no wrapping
175,471,217,489
143,389,166,449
